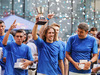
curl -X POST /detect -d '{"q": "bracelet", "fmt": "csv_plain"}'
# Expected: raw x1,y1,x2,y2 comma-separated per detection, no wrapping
47,18,50,20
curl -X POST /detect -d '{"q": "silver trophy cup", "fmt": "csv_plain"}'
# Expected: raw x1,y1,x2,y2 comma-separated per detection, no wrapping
36,7,47,25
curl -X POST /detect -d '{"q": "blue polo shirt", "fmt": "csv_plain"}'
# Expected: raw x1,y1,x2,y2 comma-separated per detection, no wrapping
4,42,33,75
34,36,63,75
66,34,98,73
0,34,15,70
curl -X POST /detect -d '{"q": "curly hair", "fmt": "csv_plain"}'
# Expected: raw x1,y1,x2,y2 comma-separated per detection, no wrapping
42,26,56,42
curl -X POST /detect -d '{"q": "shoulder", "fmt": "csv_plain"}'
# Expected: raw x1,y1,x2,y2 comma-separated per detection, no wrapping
68,34,78,41
87,35,96,41
58,40,66,45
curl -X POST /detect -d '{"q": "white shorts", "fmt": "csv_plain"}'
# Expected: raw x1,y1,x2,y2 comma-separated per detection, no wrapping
69,71,91,75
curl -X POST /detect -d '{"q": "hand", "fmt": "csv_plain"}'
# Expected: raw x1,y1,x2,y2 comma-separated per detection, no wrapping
35,15,39,24
73,62,81,70
3,57,6,63
34,56,38,62
83,61,91,70
47,14,55,19
9,20,17,30
92,68,98,73
21,59,33,69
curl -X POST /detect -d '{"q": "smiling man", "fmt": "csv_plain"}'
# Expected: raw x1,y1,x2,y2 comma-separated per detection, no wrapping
66,22,98,75
32,15,64,75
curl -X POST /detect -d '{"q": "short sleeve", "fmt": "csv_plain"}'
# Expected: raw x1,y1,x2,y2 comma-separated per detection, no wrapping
58,44,64,60
34,36,43,48
3,48,7,57
92,39,98,54
27,46,34,61
4,42,11,51
66,37,73,52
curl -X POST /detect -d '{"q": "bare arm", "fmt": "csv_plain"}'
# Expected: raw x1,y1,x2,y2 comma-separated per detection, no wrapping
66,52,75,65
66,51,81,70
90,54,98,63
32,24,38,40
39,14,55,38
2,20,17,45
39,22,48,38
58,60,64,75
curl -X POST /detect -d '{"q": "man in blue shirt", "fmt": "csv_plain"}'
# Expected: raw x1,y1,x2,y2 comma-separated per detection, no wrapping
51,23,68,75
2,20,33,75
32,15,64,75
39,15,68,75
0,20,15,75
66,22,98,75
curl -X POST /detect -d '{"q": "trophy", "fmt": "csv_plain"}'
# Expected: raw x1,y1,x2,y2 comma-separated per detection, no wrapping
36,7,47,25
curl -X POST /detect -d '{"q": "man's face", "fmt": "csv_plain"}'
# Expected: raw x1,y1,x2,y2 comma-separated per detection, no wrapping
46,28,55,42
52,26,59,34
0,23,5,34
90,31,97,37
77,28,88,39
15,33,24,45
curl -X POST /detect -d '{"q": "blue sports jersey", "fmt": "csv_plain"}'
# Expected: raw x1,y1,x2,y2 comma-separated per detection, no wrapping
34,36,63,75
0,34,15,70
66,34,98,73
4,42,33,75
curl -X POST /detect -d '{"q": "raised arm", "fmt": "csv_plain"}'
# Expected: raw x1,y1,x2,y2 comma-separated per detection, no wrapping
2,20,17,45
39,14,55,38
32,15,39,40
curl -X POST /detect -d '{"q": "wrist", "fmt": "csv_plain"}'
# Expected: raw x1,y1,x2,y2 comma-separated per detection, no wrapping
47,18,50,20
8,29,12,32
29,61,33,65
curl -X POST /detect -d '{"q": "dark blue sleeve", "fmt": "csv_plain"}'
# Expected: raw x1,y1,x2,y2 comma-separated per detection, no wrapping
34,36,43,48
58,44,64,60
3,48,7,57
27,46,34,61
93,39,98,54
4,42,11,51
66,36,73,52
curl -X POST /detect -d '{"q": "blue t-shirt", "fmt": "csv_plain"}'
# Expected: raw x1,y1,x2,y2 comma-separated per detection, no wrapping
0,34,15,70
34,36,63,75
57,40,66,75
66,34,98,73
4,42,33,75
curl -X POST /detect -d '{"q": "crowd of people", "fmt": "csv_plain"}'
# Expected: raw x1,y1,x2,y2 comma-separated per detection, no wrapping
0,14,100,75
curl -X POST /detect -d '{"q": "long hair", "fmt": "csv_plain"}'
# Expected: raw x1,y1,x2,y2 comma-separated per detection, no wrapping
42,26,56,42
